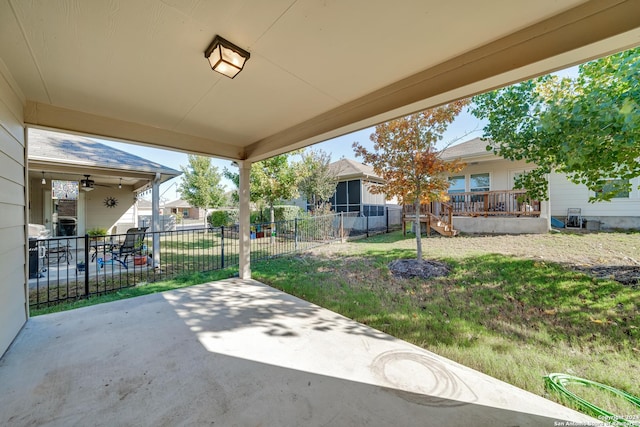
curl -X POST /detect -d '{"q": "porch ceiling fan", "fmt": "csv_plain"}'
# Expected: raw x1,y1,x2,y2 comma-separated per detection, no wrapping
80,175,95,191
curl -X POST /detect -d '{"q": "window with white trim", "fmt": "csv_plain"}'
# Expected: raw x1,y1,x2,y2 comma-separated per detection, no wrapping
470,173,490,192
595,179,630,199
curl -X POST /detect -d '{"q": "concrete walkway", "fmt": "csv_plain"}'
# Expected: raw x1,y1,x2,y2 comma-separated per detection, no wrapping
1,279,595,426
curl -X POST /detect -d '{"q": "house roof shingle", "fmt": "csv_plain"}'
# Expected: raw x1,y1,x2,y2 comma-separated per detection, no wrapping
328,158,382,181
164,199,194,208
28,129,181,177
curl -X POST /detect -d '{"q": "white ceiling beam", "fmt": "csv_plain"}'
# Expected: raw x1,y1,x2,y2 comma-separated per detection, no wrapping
24,101,243,160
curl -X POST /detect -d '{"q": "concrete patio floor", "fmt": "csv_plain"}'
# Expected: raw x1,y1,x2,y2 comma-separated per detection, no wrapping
1,278,596,426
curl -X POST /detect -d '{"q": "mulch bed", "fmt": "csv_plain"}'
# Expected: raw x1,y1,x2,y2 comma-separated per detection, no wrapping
574,265,640,287
388,259,450,279
388,258,640,287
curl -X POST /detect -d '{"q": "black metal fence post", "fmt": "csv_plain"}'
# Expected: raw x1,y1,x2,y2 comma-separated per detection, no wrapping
366,214,370,238
386,207,389,233
294,218,298,251
220,226,225,269
84,234,90,298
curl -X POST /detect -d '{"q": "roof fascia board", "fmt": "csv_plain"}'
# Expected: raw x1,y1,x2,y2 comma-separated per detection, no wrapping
442,152,500,162
28,159,179,179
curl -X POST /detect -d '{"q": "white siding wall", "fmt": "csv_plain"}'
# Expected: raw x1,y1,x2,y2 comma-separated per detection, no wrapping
116,202,138,234
83,186,136,234
453,159,638,229
362,181,385,205
549,172,640,217
0,60,27,357
453,158,532,191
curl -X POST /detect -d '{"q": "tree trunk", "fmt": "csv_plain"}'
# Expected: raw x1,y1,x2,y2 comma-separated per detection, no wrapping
414,200,422,260
203,208,208,234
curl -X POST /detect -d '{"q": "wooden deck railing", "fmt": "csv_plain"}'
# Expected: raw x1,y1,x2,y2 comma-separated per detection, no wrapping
402,201,456,236
447,189,540,217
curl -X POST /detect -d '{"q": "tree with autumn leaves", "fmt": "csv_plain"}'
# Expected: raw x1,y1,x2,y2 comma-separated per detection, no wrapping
353,100,468,260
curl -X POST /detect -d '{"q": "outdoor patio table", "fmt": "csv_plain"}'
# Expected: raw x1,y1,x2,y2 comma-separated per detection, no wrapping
89,240,115,262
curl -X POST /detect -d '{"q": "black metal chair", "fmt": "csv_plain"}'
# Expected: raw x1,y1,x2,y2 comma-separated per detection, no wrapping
110,227,148,268
44,240,72,265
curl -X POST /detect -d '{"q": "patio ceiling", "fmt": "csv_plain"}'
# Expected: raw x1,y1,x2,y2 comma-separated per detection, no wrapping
1,1,639,162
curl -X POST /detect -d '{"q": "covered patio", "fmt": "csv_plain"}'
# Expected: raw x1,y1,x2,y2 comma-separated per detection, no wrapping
1,1,640,424
1,278,594,426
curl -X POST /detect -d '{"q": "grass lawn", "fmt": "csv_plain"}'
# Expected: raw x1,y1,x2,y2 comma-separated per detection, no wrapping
31,230,640,418
252,231,640,418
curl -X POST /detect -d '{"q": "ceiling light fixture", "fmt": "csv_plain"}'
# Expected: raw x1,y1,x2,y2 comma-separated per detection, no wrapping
119,178,122,189
41,172,46,185
204,35,250,79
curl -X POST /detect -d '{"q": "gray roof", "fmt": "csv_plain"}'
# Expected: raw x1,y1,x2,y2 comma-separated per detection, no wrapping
137,199,152,208
329,158,382,181
164,199,194,208
28,129,181,176
440,137,498,160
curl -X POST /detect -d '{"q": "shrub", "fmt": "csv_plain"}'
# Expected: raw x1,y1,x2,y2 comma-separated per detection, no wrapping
276,205,301,222
250,210,264,224
258,205,301,223
208,209,239,227
87,227,108,237
210,206,301,229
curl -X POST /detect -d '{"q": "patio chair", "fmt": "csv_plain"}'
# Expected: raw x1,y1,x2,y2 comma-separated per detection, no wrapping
110,227,148,268
45,240,72,265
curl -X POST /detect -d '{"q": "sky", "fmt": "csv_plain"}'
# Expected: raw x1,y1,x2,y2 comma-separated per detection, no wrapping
101,66,578,202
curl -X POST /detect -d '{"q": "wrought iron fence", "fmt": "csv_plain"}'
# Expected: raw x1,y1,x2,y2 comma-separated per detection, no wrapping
29,208,402,309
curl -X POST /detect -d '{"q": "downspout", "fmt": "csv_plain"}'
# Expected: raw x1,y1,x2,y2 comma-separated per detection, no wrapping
152,173,161,269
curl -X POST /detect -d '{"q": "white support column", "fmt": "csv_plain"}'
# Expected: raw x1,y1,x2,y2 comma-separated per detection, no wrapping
238,160,251,279
152,173,161,268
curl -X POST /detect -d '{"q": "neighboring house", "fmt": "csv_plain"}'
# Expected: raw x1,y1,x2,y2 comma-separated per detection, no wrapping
293,158,389,216
132,198,179,231
28,129,181,236
440,137,640,233
136,199,153,217
164,199,205,220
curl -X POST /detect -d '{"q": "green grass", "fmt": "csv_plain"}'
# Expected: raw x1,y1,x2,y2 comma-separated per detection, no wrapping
31,230,640,418
251,232,640,417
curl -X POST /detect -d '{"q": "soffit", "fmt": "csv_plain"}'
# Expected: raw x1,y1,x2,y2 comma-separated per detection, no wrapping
1,0,639,162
